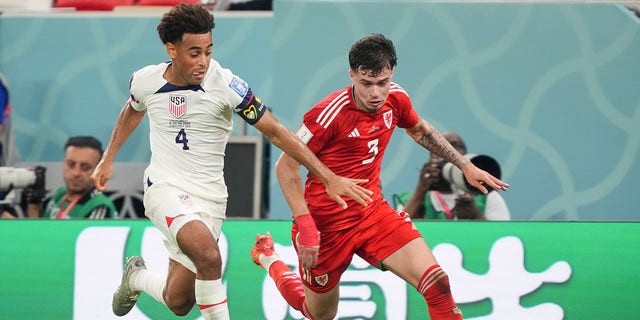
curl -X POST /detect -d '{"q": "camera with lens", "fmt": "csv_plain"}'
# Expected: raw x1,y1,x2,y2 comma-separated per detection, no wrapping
0,166,47,203
427,160,453,192
428,154,501,195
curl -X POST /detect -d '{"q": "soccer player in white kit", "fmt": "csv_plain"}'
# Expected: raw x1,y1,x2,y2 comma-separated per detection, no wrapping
90,4,372,320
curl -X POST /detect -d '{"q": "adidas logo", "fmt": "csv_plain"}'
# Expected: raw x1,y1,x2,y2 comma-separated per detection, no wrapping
348,128,360,137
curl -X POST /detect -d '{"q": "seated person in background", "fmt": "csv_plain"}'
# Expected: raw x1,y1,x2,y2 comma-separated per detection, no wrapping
25,136,117,219
394,132,510,221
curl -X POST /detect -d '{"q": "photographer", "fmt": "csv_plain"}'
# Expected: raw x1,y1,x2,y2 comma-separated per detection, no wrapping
24,136,117,219
393,132,510,220
0,166,46,218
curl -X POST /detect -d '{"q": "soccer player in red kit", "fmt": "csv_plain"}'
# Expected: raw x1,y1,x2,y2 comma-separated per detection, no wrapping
251,33,509,320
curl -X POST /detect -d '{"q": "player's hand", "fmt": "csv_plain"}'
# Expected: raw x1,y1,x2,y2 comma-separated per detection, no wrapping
294,214,320,269
324,175,373,209
462,164,509,194
91,160,113,192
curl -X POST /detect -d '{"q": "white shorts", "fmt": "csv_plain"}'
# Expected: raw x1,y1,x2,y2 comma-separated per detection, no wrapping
143,183,226,273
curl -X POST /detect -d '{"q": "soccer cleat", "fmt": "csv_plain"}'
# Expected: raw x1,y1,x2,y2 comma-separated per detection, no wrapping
251,232,275,268
112,256,146,316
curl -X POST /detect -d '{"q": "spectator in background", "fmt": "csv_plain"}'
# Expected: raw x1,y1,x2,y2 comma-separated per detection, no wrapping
0,73,19,167
1,72,22,218
394,132,510,221
24,135,116,219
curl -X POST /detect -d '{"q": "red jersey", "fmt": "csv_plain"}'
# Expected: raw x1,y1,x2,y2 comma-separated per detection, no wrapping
296,83,419,231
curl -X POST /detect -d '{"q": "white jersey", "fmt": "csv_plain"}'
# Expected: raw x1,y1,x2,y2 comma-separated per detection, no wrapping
129,59,266,203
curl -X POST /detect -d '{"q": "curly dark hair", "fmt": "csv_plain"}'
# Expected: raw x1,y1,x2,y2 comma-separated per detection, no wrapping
348,33,398,77
157,4,215,44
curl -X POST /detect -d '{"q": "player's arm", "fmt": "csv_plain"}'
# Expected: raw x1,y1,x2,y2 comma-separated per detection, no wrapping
91,100,146,191
252,110,372,207
274,152,320,269
405,118,509,193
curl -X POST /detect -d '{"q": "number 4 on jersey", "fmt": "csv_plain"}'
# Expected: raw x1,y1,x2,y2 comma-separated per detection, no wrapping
175,129,190,150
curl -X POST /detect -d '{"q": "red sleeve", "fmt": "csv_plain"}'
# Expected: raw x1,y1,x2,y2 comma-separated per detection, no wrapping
390,83,419,128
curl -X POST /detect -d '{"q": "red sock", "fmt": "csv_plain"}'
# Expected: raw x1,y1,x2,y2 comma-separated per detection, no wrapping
417,264,463,320
268,260,314,319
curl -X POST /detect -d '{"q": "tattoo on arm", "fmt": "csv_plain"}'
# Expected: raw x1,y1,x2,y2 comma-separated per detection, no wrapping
418,131,468,169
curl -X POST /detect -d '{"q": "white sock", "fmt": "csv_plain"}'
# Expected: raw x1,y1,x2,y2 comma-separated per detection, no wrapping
129,269,167,306
259,252,281,271
195,279,229,320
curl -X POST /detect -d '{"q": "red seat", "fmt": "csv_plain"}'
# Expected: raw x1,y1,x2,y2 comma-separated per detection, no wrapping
137,0,200,6
54,0,136,10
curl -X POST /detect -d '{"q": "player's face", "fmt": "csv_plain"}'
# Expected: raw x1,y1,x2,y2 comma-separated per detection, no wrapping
167,32,213,86
63,146,101,196
350,67,394,113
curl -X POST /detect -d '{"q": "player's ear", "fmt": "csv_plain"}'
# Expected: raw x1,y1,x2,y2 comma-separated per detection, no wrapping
166,42,177,60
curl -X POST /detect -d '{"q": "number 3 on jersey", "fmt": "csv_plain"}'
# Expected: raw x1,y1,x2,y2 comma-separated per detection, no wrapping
175,129,190,150
362,139,379,165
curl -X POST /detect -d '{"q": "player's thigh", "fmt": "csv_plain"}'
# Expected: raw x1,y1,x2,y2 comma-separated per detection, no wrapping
145,184,224,271
293,226,354,292
382,237,438,287
304,284,340,320
176,219,221,267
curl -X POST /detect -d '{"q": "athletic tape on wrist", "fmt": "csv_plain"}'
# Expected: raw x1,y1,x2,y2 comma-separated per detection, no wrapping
294,214,319,247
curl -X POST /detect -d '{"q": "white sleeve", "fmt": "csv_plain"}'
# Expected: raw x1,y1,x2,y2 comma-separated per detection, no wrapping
484,191,511,221
129,71,146,112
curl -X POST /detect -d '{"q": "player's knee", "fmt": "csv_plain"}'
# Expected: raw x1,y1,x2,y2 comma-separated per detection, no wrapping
312,310,337,320
167,301,195,316
165,293,195,316
417,265,461,318
308,305,338,320
417,264,453,299
194,250,222,273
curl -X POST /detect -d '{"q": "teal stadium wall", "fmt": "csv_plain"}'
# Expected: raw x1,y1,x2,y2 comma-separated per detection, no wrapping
1,1,639,221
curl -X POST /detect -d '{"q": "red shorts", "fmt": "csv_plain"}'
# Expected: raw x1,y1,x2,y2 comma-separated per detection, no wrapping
291,200,422,293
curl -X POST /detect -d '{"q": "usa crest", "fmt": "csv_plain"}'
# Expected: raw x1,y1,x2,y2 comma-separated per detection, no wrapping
383,110,393,129
169,95,187,118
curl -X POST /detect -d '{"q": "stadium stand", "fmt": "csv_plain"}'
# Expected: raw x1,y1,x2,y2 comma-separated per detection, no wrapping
137,0,200,6
53,0,135,11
